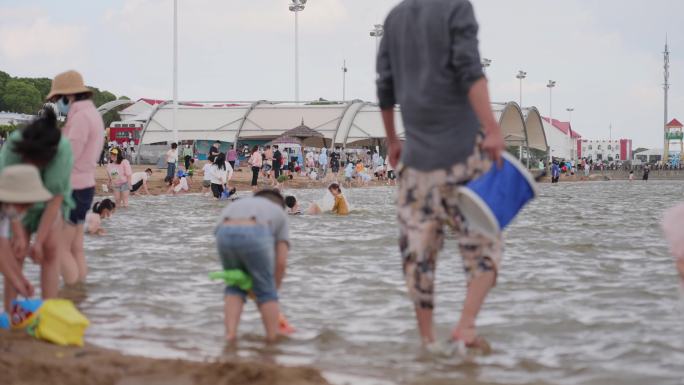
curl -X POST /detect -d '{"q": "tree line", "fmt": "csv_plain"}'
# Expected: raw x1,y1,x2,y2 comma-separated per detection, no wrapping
0,70,130,133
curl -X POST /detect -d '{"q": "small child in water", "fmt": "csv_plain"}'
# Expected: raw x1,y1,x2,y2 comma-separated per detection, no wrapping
85,199,116,235
328,183,349,215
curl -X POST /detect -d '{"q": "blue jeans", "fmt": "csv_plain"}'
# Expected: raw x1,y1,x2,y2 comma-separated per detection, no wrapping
216,225,278,304
166,162,176,182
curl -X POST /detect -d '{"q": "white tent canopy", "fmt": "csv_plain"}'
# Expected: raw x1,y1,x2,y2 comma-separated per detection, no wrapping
138,100,546,151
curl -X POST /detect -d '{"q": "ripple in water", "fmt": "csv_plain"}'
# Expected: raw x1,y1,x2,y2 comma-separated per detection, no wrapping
6,181,684,385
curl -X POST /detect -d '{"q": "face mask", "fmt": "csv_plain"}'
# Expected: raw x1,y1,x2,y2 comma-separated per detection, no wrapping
57,98,70,115
4,205,26,221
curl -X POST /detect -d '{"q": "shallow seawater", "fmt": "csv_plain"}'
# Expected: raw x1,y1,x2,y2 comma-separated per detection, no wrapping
10,181,684,385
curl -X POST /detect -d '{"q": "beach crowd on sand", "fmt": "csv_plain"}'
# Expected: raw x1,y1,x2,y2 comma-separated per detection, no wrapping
2,2,684,384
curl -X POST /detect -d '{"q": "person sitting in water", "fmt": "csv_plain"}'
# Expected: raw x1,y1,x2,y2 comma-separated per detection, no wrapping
328,183,349,215
84,199,115,235
284,196,302,215
216,189,290,342
130,168,153,195
167,174,190,195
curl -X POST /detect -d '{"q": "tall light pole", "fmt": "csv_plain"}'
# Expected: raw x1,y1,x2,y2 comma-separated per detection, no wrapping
289,0,306,102
566,107,574,123
664,38,671,162
172,0,178,144
516,70,527,108
370,24,384,55
342,60,348,101
481,58,492,74
547,80,558,158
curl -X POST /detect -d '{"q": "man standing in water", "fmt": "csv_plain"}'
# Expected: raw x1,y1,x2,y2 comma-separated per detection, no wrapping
378,0,505,349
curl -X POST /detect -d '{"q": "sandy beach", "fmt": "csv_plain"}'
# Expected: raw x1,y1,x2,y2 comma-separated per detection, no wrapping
0,331,329,385
94,163,392,196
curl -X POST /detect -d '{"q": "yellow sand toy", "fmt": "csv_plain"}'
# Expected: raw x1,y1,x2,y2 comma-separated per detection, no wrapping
10,298,90,347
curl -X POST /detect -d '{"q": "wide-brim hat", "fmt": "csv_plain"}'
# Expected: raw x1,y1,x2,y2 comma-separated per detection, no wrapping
0,165,53,203
46,70,92,100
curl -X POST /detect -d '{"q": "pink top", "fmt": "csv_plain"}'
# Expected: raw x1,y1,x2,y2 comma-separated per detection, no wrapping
249,151,262,168
62,100,105,189
663,203,684,260
227,149,238,162
107,160,132,186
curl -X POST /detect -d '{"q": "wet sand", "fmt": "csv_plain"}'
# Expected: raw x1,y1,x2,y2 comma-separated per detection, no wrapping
0,331,329,385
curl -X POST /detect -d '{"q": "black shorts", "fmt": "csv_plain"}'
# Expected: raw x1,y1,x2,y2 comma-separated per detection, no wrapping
68,187,95,225
211,183,224,198
130,180,143,193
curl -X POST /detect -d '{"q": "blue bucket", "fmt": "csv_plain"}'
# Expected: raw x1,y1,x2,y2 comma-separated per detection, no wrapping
456,152,537,239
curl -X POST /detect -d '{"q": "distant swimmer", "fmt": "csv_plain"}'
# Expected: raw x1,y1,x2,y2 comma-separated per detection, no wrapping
328,183,349,215
285,184,349,216
84,199,116,235
643,165,650,181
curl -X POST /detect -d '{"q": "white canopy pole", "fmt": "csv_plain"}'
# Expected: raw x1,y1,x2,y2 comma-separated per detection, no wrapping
172,0,178,144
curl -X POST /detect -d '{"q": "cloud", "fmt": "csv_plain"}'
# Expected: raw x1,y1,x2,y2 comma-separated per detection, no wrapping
0,6,88,75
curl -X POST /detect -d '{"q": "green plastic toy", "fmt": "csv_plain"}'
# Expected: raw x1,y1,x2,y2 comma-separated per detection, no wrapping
209,269,253,291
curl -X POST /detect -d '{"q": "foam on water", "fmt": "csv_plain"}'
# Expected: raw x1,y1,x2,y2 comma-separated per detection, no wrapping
6,181,684,385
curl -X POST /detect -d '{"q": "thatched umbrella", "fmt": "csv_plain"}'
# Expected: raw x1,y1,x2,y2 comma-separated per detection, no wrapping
278,119,329,148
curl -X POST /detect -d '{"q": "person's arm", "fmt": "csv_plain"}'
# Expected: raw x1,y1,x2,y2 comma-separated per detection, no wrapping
274,241,288,290
124,160,133,186
0,239,33,297
331,196,340,214
10,218,28,260
468,78,504,165
143,180,152,195
64,115,88,162
29,195,63,263
376,21,402,169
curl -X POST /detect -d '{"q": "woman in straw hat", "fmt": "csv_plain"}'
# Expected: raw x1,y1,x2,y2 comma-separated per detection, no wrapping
0,108,73,311
46,70,105,285
0,165,53,303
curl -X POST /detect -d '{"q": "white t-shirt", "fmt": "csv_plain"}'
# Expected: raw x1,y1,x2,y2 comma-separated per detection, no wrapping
210,163,233,184
131,172,148,186
166,149,178,163
202,163,213,181
173,177,189,193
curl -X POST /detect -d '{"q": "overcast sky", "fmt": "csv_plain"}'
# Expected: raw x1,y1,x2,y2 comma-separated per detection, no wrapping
1,0,682,148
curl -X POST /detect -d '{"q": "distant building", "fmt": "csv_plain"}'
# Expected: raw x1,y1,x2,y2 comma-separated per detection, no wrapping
664,119,683,166
578,139,632,162
633,148,663,164
0,112,35,126
542,117,581,161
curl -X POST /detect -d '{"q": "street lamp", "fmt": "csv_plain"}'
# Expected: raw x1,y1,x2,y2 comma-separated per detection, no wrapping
481,58,492,73
289,0,307,102
342,60,348,101
516,70,527,108
370,24,384,55
566,107,574,123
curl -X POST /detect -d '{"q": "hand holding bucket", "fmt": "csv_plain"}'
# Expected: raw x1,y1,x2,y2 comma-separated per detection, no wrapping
455,152,538,240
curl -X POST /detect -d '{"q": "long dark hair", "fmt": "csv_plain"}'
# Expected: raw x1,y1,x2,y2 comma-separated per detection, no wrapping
214,152,226,171
12,107,61,167
251,145,259,154
93,198,115,214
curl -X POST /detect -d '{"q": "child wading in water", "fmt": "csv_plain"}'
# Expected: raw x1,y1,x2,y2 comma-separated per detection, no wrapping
216,189,290,342
106,148,132,208
0,165,53,302
85,199,115,235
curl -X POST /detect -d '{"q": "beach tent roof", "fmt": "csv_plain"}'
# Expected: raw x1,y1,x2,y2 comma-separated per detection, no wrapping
137,100,547,152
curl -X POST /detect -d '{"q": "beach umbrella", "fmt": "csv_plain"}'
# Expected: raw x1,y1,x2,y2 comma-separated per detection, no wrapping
278,120,329,148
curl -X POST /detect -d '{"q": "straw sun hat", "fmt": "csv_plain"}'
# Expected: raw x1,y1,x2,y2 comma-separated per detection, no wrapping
0,165,52,203
46,70,92,100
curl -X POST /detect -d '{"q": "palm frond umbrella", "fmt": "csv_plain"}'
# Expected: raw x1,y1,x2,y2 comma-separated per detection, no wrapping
278,119,329,148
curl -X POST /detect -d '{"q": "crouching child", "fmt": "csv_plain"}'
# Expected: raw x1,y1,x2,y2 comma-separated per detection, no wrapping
215,189,289,342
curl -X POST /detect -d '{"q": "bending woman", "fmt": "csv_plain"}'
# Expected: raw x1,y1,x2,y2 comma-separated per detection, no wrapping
0,108,74,311
210,153,233,199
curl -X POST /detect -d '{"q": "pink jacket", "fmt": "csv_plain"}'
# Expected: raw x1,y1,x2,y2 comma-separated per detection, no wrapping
62,100,105,189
